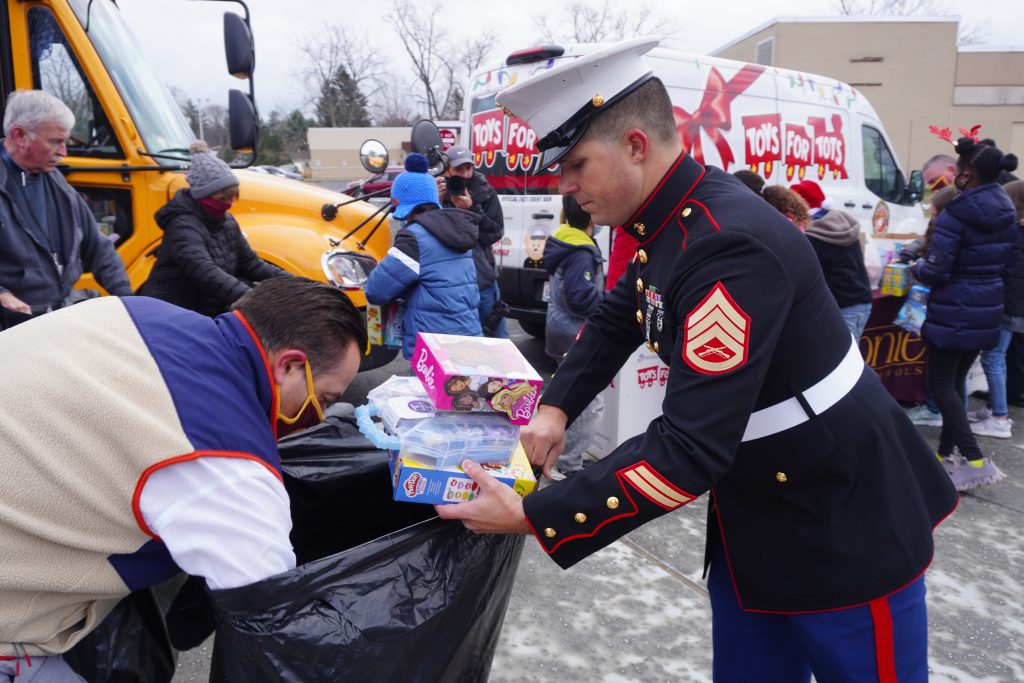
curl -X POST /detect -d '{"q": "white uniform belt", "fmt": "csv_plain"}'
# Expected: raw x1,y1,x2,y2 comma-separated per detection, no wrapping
741,337,864,443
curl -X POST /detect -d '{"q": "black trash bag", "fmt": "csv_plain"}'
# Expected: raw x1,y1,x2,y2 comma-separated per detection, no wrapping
208,408,525,683
63,574,186,683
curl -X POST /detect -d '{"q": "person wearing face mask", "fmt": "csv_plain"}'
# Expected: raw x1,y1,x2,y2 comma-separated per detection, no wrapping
439,145,508,337
0,90,132,330
0,277,365,680
139,140,288,317
913,137,1019,491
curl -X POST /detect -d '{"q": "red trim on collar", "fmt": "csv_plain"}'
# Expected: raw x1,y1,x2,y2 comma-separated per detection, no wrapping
232,310,279,439
624,153,688,228
637,166,706,247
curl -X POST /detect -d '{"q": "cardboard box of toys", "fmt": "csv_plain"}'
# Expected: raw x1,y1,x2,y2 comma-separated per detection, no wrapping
880,262,911,297
388,443,537,505
411,333,543,425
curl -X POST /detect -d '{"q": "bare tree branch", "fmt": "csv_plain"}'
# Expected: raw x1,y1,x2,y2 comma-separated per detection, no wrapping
386,0,495,121
957,19,991,46
296,25,387,116
834,0,951,14
371,72,421,126
534,1,672,44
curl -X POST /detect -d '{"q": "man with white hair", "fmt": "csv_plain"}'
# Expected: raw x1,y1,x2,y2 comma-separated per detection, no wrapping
0,90,131,329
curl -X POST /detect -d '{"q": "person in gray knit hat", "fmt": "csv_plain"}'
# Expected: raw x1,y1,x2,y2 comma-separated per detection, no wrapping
186,140,239,198
139,141,289,316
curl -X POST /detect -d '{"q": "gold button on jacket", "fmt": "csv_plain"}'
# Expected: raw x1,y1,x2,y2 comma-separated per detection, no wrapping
636,310,644,324
634,222,645,236
544,527,557,538
681,207,692,218
574,513,587,524
776,472,788,483
636,278,644,292
606,497,620,510
638,250,649,264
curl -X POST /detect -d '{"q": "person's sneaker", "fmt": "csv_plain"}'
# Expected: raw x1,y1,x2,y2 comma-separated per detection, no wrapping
907,405,943,426
948,457,1006,492
937,453,966,477
970,416,1013,439
967,406,992,423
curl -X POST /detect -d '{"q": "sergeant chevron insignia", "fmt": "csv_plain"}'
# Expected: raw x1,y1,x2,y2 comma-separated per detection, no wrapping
620,461,695,510
683,282,750,374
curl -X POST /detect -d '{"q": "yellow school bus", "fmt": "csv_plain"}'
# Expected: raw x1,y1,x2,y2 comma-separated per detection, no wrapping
0,0,397,369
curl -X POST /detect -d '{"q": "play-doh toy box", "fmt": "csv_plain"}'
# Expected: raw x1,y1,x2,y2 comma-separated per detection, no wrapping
388,443,537,505
411,333,543,425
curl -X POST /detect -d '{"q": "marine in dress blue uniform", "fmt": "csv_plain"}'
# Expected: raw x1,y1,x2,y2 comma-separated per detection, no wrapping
444,38,959,682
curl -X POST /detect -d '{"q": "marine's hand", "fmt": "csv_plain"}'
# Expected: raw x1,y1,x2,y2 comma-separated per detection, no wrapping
0,291,31,315
434,461,531,534
521,405,568,479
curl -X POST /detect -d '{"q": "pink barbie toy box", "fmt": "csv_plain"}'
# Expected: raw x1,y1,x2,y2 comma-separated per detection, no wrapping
411,333,543,425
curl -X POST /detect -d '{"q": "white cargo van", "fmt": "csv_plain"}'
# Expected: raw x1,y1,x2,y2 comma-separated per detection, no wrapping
462,44,925,336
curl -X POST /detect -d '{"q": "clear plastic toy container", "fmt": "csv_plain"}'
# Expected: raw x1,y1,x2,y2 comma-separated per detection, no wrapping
399,413,521,469
380,395,436,434
366,375,429,410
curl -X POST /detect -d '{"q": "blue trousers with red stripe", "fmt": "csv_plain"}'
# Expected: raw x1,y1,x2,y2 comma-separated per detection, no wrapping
708,548,929,682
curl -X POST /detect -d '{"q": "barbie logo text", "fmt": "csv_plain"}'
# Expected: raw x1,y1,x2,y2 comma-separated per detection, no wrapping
416,348,435,391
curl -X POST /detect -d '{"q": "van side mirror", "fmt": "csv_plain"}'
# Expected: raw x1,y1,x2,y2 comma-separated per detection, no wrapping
224,12,254,79
907,169,924,204
228,89,258,152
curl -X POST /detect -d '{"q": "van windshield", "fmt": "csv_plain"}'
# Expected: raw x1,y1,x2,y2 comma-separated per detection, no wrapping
67,0,195,163
469,93,559,196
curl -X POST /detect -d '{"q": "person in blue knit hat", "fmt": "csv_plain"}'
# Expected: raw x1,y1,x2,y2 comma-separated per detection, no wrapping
365,153,483,359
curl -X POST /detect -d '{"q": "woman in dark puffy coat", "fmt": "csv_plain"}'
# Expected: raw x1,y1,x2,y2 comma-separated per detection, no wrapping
914,138,1019,491
140,141,288,316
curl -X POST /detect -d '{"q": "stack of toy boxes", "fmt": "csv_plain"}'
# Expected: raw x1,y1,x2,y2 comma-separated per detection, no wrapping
880,262,912,296
379,334,543,504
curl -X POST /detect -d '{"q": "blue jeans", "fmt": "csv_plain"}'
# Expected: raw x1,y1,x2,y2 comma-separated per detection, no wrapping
840,302,872,339
478,282,508,338
980,327,1013,417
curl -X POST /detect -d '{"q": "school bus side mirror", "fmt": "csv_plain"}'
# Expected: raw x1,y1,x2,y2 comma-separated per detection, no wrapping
224,12,255,79
229,89,258,152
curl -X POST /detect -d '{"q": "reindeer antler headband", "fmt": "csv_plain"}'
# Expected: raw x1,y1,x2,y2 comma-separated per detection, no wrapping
929,124,982,146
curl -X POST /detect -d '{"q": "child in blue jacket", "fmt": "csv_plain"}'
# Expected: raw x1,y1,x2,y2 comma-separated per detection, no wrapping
364,154,482,360
543,194,606,476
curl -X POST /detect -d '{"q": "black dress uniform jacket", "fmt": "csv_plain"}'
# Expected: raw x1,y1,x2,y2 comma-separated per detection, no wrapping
524,154,958,613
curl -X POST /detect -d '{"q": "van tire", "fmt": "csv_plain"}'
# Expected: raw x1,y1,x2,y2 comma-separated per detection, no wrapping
519,319,546,340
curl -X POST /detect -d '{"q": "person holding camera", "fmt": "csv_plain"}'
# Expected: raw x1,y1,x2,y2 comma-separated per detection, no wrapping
440,145,508,337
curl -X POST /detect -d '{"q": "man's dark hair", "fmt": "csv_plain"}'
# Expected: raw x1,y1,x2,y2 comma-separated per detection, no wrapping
233,277,367,373
733,170,765,195
562,194,591,230
584,77,677,148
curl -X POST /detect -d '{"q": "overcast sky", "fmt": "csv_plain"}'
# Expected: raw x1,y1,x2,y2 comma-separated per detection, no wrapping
115,0,1024,119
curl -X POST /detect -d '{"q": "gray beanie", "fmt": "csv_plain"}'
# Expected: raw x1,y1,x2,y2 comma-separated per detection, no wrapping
186,140,238,198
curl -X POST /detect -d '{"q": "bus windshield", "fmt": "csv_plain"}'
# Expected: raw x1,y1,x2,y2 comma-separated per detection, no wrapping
67,0,195,163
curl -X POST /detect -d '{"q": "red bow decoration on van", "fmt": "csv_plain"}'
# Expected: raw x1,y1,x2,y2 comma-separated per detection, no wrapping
673,64,766,170
928,123,981,146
